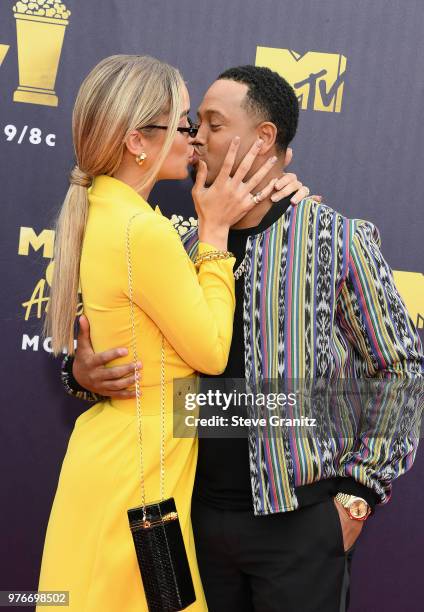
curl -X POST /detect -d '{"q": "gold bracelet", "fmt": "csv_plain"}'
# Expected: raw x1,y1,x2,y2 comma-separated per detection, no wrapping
194,250,235,268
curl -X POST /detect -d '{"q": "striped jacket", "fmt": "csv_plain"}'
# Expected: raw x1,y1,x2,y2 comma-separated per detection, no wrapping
182,198,424,515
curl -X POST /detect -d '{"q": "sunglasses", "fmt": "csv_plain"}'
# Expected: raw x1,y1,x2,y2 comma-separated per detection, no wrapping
141,116,198,138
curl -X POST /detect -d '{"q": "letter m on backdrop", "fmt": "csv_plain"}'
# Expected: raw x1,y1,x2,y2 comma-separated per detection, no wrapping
18,227,54,258
255,47,347,113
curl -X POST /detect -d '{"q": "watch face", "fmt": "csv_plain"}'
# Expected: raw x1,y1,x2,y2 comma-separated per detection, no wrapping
348,500,368,520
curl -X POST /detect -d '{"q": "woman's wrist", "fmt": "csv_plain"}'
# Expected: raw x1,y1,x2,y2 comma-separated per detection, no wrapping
198,225,229,251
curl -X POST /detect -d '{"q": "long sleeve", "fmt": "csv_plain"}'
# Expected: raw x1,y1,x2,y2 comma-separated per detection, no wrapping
128,213,236,375
336,219,424,504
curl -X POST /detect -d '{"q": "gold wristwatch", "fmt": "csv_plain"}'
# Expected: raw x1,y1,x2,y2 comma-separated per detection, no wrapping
335,493,371,521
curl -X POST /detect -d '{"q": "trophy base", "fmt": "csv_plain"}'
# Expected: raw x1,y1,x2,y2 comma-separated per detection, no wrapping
13,88,58,107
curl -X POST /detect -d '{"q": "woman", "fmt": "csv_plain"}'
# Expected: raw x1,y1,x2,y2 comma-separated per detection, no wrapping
38,54,284,611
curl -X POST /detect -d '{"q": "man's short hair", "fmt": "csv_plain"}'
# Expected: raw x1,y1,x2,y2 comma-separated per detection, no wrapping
217,65,299,152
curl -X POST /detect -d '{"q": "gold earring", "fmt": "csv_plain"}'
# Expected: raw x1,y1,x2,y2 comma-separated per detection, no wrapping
135,152,147,166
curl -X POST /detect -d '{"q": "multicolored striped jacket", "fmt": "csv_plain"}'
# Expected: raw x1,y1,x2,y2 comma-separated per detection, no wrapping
182,198,424,515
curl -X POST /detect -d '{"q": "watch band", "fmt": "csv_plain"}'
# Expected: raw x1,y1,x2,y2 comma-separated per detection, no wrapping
335,492,354,507
335,493,371,521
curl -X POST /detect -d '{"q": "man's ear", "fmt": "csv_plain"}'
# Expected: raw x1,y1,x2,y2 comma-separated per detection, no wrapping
124,130,146,156
256,121,277,154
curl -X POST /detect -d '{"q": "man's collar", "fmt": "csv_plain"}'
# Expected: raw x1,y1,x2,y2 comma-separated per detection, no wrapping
229,195,294,237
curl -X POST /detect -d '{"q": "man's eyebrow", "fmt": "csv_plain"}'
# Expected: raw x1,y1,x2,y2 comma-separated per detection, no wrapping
197,108,226,120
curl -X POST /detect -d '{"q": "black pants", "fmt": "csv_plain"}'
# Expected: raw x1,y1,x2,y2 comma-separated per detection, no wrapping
191,497,356,612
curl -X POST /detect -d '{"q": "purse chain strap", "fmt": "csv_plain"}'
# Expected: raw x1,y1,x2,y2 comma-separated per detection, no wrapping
126,213,166,520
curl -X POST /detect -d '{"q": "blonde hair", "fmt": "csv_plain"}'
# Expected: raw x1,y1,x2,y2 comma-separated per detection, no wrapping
45,54,184,355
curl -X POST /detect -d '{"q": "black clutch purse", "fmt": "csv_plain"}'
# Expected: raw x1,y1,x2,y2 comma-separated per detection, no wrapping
126,214,196,611
128,498,196,611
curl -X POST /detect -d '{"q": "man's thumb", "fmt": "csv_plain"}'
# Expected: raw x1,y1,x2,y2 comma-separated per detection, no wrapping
77,314,91,348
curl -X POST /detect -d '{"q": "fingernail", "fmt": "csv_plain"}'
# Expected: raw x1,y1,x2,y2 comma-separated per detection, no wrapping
271,194,278,202
234,136,240,143
270,156,277,163
256,138,264,147
136,361,142,369
118,348,128,356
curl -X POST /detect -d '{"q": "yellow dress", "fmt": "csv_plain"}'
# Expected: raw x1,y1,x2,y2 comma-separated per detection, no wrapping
37,175,235,611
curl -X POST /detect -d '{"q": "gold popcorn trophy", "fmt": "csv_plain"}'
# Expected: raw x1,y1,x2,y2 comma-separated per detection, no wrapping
13,0,71,107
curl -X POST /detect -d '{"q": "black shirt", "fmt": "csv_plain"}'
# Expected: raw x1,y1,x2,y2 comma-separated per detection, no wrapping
193,196,293,510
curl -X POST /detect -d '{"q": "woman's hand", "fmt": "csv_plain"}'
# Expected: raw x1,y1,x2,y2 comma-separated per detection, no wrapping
270,147,323,206
192,136,279,249
271,174,322,205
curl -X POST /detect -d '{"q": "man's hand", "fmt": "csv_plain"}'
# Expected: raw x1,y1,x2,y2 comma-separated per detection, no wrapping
334,498,364,551
271,147,323,205
73,315,141,399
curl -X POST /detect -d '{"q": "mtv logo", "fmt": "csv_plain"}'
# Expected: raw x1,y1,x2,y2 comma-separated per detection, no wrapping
255,46,347,113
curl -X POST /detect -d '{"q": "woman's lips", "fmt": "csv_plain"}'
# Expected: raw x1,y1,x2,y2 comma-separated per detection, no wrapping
189,152,199,165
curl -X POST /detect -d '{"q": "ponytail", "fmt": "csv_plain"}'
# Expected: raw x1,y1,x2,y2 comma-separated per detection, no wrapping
44,166,91,355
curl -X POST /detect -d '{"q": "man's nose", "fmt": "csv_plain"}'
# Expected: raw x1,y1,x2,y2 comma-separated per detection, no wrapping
192,124,206,145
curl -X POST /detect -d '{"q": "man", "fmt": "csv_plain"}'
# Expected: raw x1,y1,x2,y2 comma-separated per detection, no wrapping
61,66,423,611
